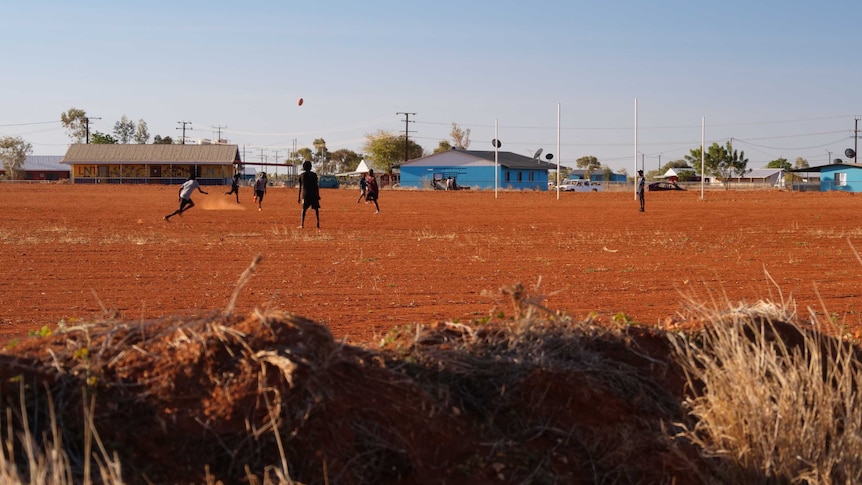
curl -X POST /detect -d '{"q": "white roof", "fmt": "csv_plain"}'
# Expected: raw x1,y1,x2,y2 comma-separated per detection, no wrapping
336,159,372,176
24,155,67,171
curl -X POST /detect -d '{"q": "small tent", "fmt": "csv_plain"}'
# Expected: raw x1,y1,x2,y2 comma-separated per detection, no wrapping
336,159,372,177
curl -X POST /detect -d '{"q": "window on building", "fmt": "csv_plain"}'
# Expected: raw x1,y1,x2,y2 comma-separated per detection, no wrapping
836,172,847,187
517,172,523,182
505,171,511,182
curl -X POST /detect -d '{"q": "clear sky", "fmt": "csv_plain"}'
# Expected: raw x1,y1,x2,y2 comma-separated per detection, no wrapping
3,0,862,172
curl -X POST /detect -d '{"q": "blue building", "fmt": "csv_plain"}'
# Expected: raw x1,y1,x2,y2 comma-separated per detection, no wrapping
789,163,860,192
566,169,628,183
399,148,557,190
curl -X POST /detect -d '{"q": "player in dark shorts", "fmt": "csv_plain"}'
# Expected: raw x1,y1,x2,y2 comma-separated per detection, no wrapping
165,173,208,221
365,168,380,213
357,173,367,203
298,160,321,228
253,173,267,211
225,173,240,203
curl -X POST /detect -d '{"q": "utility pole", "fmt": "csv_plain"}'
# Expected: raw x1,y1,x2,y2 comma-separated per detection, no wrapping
396,112,416,167
273,149,280,178
657,153,661,172
83,116,101,144
855,116,860,164
177,121,193,145
212,125,227,143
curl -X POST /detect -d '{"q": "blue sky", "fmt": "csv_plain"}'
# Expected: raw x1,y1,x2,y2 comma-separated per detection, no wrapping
3,0,862,172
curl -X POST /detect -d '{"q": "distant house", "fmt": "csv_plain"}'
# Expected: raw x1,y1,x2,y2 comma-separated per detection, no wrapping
788,162,862,192
399,148,556,190
566,168,627,183
0,155,69,181
730,168,784,186
61,144,243,185
659,167,783,186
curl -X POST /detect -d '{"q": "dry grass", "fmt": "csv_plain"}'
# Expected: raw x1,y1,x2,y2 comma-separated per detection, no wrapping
669,296,862,483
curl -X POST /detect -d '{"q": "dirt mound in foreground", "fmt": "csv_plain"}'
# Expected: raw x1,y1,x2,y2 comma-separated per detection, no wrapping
0,300,713,484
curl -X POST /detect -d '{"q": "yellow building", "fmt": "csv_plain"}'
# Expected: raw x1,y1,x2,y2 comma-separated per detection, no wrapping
61,144,243,185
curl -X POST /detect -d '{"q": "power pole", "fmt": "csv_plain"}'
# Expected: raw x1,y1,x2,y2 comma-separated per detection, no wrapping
177,121,193,144
396,112,416,167
855,116,860,164
212,125,227,143
657,153,661,172
83,116,101,144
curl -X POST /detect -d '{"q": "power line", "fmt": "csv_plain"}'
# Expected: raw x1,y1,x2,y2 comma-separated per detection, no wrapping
0,120,61,127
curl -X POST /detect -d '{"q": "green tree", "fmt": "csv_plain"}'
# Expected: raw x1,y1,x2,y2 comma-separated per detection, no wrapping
0,136,32,180
661,159,692,171
90,132,117,144
294,147,313,163
450,122,471,149
433,140,452,154
113,115,135,144
60,107,88,143
576,155,601,177
153,135,174,144
134,119,150,144
363,130,423,175
329,148,362,173
767,157,791,170
685,141,750,189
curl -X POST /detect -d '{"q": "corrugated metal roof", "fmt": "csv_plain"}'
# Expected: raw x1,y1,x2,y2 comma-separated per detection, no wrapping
61,144,241,165
24,155,67,171
461,150,558,170
403,148,557,170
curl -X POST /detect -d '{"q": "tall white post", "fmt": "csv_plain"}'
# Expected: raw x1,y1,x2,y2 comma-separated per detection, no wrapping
701,116,705,200
494,118,499,199
634,97,638,200
556,103,561,200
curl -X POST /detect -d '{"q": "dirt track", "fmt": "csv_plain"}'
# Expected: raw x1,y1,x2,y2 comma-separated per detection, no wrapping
2,183,862,345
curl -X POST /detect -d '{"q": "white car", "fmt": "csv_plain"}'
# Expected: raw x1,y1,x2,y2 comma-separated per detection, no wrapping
558,180,602,192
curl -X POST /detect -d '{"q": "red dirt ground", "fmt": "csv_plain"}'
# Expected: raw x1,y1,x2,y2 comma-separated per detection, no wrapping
2,183,862,344
0,184,862,483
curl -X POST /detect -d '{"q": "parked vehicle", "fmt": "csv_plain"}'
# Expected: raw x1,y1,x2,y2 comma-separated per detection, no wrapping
648,181,686,191
318,175,339,189
558,179,603,192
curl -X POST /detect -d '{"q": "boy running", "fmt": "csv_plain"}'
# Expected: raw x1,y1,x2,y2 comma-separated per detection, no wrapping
165,173,208,221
